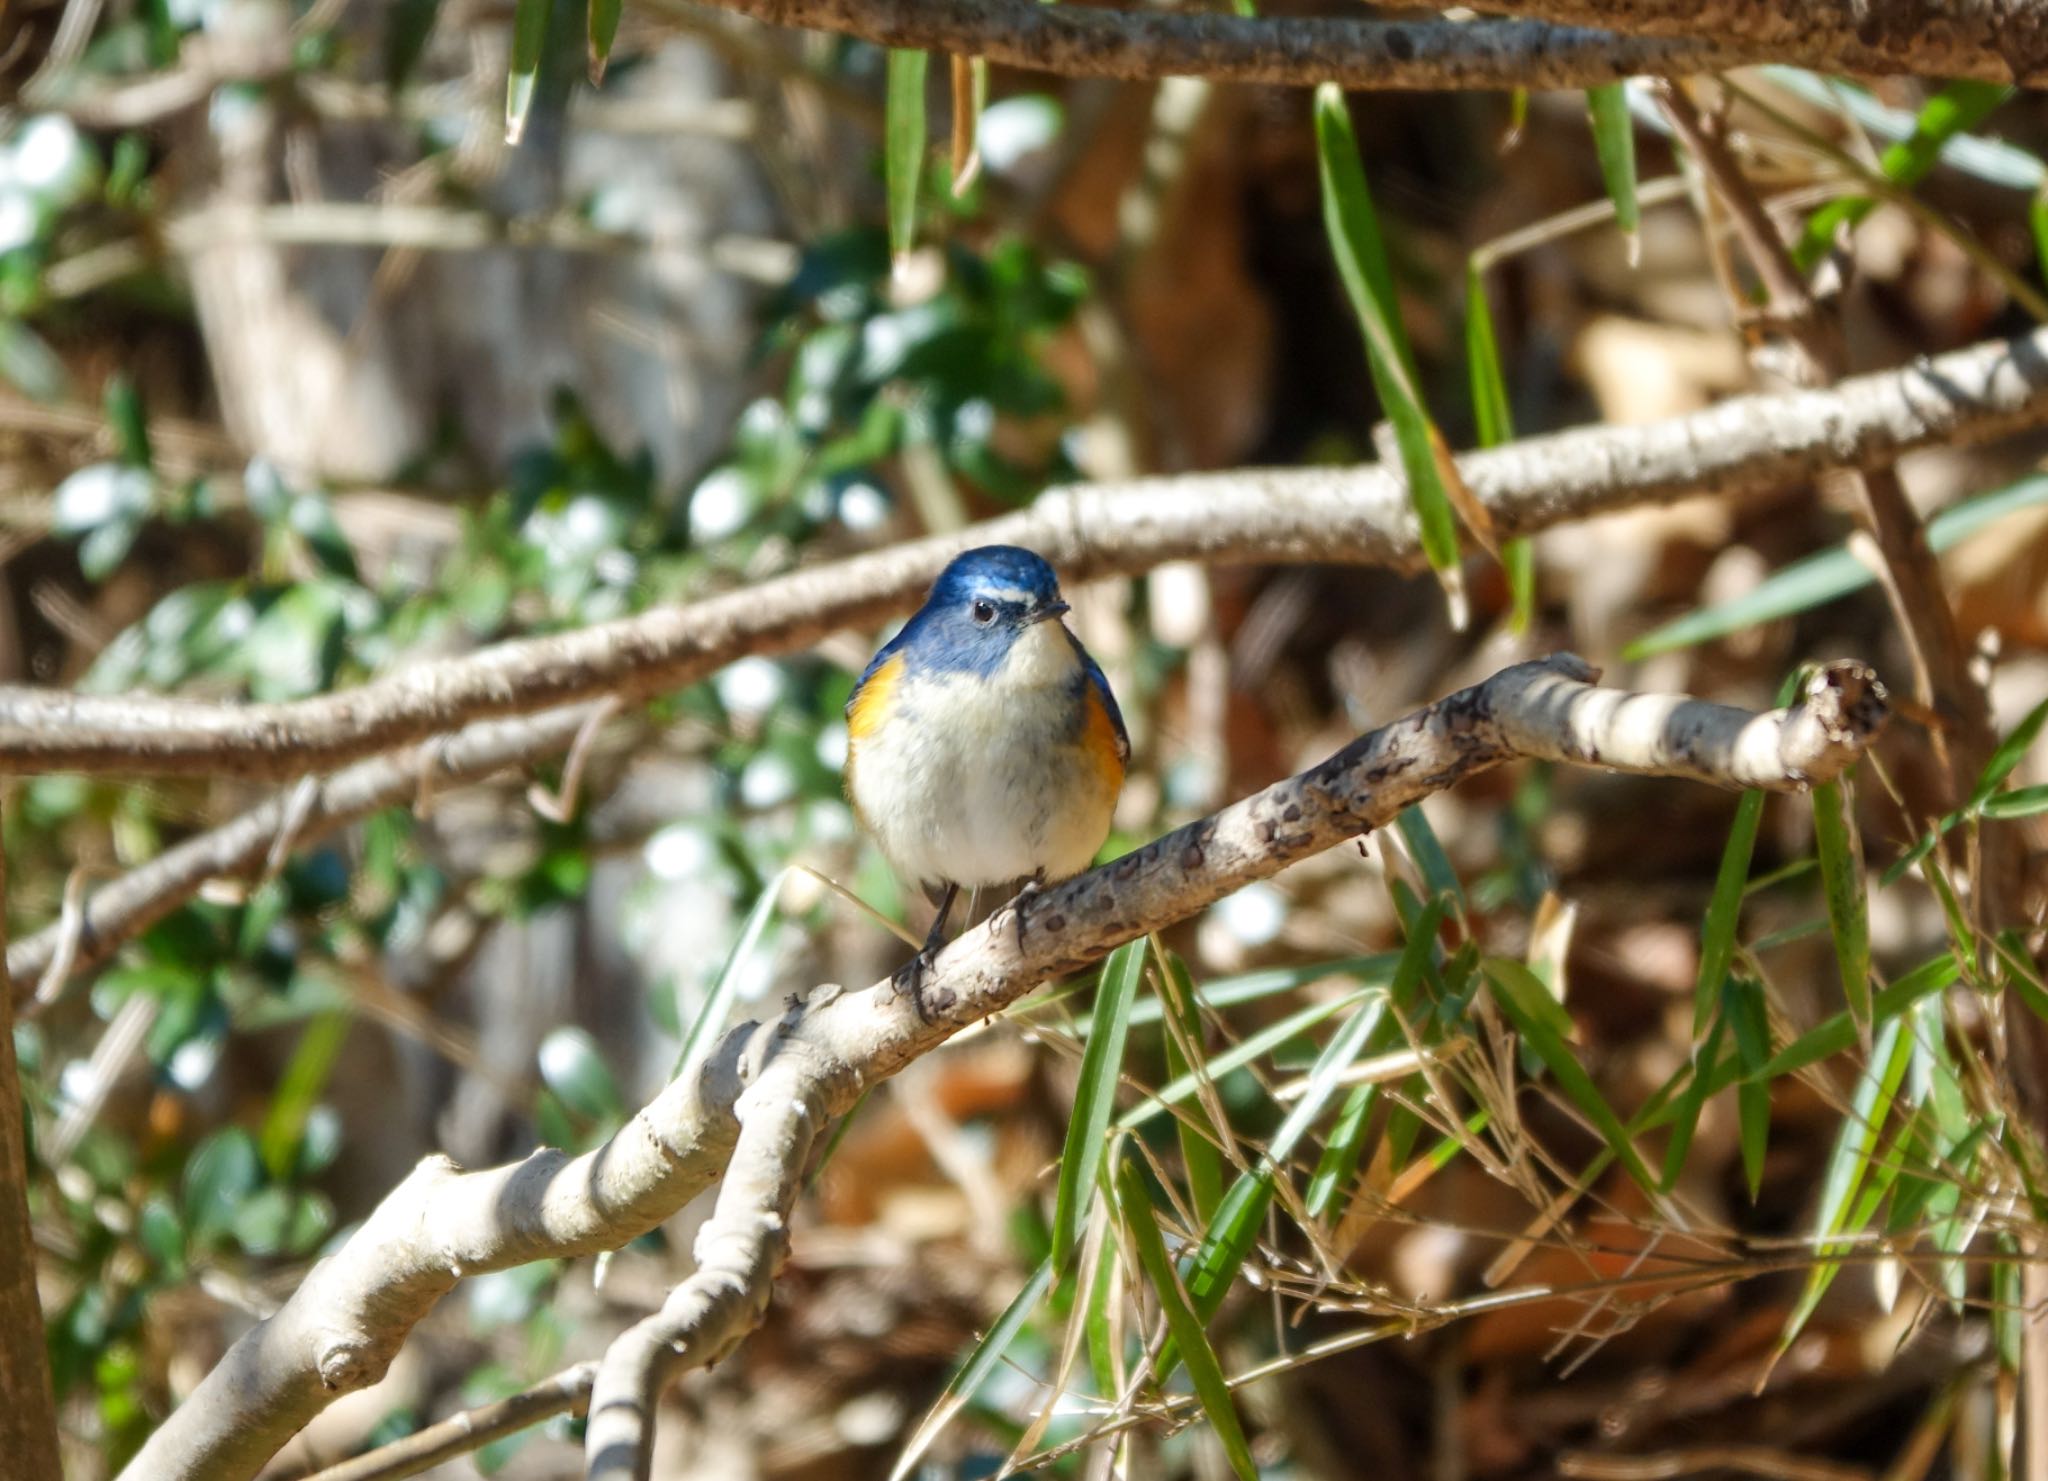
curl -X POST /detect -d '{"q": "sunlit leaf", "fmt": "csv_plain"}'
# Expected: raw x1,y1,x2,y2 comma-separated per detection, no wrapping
886,50,930,266
505,0,553,145
1626,475,2048,659
1115,1160,1256,1481
1586,84,1640,242
1812,778,1872,1037
889,1258,1054,1481
1696,789,1764,1039
1052,941,1147,1267
1156,946,1225,1225
1725,976,1772,1199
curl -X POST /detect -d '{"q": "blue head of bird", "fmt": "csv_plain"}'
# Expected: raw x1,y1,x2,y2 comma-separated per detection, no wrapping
904,545,1075,679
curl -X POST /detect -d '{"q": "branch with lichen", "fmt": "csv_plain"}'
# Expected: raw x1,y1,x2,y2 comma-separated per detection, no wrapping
116,654,1889,1481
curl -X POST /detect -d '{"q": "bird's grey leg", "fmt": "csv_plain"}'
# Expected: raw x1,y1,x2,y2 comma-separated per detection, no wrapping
992,871,1048,954
896,881,959,1022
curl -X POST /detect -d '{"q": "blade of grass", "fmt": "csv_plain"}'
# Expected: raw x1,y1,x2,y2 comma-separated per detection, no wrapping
1464,264,1534,631
888,1257,1055,1481
1052,940,1148,1267
1044,952,1398,1032
505,0,553,145
1627,475,2048,659
1773,1014,1915,1369
1725,976,1772,1199
886,49,930,268
1315,82,1479,626
1812,778,1872,1040
1482,958,1661,1197
1660,1009,1727,1191
1586,84,1641,247
1757,952,1958,1080
1307,897,1444,1219
1793,80,2014,270
1115,1159,1256,1481
1156,945,1227,1225
588,0,621,84
1115,990,1373,1134
1696,789,1766,1039
671,868,788,1081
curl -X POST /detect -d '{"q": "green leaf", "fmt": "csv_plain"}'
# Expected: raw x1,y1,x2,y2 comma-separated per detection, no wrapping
182,1129,262,1243
1115,1160,1256,1481
1117,990,1372,1134
1660,1010,1726,1191
385,0,441,88
1812,778,1872,1036
1052,941,1147,1267
1724,977,1772,1199
1307,897,1443,1219
1695,789,1765,1038
505,0,552,145
1464,264,1534,632
1970,695,2048,810
1083,1225,1121,1401
1627,474,2048,660
886,50,930,265
104,374,152,469
1585,84,1640,239
1314,82,1469,622
1396,806,1465,910
258,1010,349,1181
1793,80,2013,270
588,0,622,84
1776,1014,1915,1358
1156,947,1225,1226
672,869,787,1082
889,1258,1054,1481
1482,958,1660,1197
1757,952,1957,1081
2034,191,2048,289
1176,994,1388,1348
1982,784,2048,819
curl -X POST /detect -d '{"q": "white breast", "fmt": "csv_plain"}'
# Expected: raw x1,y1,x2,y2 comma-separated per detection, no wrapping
849,623,1120,892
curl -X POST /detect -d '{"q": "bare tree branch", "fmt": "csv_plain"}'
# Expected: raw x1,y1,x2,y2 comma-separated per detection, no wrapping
1467,0,2048,84
0,325,2037,783
117,655,1891,1481
684,0,1967,87
299,1363,596,1481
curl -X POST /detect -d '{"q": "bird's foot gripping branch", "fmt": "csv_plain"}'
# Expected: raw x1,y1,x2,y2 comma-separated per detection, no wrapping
124,654,1888,1481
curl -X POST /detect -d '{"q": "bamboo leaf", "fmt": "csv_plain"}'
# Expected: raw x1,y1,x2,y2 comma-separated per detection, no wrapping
1116,991,1372,1133
1156,947,1226,1225
1115,1160,1257,1481
1776,1015,1915,1360
1969,695,2048,810
588,0,622,84
1793,80,2013,269
1757,953,1957,1080
1626,475,2048,659
889,1257,1054,1481
1982,784,2048,819
673,868,788,1082
1660,1010,1726,1191
1695,789,1765,1038
505,0,553,145
1812,778,1872,1038
1052,941,1147,1267
1586,84,1640,243
1724,976,1772,1199
886,50,930,267
1314,82,1474,624
1482,958,1660,1197
1464,264,1534,631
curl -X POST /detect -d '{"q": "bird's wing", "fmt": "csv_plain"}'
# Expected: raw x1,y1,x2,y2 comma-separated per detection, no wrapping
846,621,914,724
1080,649,1130,762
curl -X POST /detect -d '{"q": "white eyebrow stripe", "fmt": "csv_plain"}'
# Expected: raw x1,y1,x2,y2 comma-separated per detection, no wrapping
975,585,1037,604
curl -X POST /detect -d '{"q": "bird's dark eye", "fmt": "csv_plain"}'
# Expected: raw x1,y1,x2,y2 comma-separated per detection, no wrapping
970,599,997,625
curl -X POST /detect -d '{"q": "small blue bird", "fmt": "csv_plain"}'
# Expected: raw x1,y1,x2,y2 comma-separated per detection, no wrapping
845,545,1128,1016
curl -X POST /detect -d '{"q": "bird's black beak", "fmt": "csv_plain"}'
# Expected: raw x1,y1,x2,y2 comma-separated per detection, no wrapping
1030,600,1071,624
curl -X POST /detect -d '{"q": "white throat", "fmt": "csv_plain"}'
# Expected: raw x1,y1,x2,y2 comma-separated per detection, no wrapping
998,619,1080,690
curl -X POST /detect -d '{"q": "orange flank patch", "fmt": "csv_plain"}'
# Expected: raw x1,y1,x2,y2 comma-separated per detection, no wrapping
1080,685,1127,794
847,653,904,743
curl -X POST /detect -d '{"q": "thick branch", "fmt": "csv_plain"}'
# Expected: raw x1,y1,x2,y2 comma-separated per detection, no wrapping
120,655,1889,1481
693,0,1746,89
1467,0,2048,84
585,1057,827,1481
0,325,2038,783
